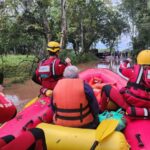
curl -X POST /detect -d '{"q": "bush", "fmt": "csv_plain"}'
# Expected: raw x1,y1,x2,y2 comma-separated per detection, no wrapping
0,55,36,79
59,49,98,65
0,52,98,84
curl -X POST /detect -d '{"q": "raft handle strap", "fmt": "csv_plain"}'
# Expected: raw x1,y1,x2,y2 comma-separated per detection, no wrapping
55,109,91,120
22,120,34,131
54,104,89,113
38,113,47,122
135,133,144,147
80,104,83,122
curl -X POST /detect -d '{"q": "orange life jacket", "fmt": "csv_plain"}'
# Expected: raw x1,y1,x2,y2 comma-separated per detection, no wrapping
53,79,94,127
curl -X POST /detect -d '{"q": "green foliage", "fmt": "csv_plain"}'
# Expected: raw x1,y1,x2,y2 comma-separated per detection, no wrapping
59,49,98,65
0,0,128,56
121,0,150,51
67,0,128,52
0,53,98,85
0,55,36,79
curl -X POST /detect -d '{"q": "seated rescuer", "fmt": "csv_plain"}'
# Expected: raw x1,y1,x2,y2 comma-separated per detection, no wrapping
51,66,99,129
100,50,150,118
0,72,17,123
32,41,71,95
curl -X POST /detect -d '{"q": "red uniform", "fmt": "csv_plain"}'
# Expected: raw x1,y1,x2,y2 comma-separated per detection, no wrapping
101,60,150,116
0,93,17,123
120,61,150,107
33,56,68,90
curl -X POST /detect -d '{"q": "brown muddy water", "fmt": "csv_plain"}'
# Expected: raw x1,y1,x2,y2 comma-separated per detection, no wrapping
4,58,121,111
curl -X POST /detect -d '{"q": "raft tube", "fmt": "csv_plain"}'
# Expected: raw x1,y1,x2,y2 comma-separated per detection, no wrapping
79,68,127,106
0,96,53,138
124,118,150,150
79,68,127,89
0,92,17,123
37,123,130,150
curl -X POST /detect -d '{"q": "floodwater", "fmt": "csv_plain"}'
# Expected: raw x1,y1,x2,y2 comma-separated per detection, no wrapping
4,57,121,111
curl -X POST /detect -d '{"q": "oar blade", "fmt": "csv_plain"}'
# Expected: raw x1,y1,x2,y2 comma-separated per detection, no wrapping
96,119,118,142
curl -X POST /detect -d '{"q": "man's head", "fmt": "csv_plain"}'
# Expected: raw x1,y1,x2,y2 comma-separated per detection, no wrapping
63,66,79,78
46,41,60,56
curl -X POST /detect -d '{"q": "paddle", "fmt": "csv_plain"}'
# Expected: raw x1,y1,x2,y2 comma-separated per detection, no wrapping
90,119,119,150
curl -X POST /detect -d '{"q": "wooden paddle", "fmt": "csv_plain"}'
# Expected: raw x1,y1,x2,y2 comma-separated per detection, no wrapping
90,119,119,150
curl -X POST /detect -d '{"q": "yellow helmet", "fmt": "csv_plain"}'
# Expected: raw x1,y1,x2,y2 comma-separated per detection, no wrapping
47,41,60,52
137,50,150,65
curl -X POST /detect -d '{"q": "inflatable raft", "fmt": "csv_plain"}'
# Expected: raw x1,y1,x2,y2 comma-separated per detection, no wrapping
37,122,130,150
0,68,132,150
0,68,127,137
0,95,53,137
124,118,150,150
79,68,127,106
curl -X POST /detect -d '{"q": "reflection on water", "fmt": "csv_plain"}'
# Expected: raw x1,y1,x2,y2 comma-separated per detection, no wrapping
5,95,30,112
5,95,20,105
97,57,120,73
97,58,129,81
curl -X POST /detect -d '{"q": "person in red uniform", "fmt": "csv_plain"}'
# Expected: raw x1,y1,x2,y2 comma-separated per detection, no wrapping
32,41,71,95
0,128,47,150
51,66,99,129
100,50,150,118
0,73,17,123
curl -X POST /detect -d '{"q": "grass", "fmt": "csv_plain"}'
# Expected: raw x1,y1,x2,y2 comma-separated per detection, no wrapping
0,55,36,84
0,51,98,85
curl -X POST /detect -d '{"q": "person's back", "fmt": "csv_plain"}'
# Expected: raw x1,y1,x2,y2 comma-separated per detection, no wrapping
52,66,99,129
32,41,71,91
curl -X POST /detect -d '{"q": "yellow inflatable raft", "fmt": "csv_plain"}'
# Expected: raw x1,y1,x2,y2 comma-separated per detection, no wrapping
37,123,130,150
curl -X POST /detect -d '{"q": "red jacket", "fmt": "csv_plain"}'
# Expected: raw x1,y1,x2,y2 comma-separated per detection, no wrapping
119,60,150,107
34,56,68,90
0,93,16,123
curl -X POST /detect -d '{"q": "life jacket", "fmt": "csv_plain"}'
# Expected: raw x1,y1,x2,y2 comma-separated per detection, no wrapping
0,93,17,123
122,65,150,107
53,79,94,127
37,57,66,90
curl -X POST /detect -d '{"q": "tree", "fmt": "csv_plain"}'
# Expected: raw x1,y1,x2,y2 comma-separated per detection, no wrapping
67,0,128,53
60,0,67,48
121,0,150,53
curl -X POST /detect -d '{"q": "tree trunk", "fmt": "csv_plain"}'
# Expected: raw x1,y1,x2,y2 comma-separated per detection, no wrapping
43,16,52,42
60,0,67,48
80,8,84,52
